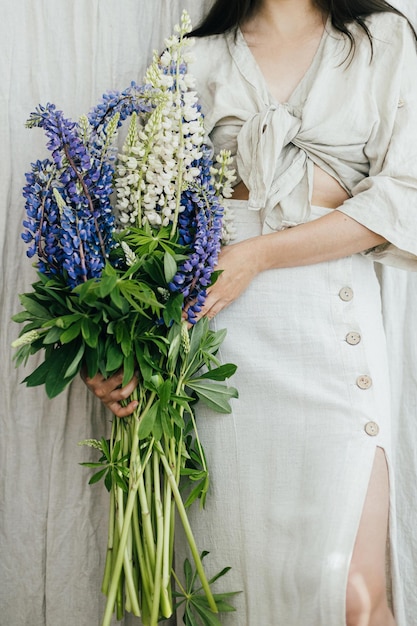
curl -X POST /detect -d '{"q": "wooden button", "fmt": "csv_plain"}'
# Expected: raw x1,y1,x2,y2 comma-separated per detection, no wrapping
346,332,361,345
356,375,372,390
339,287,353,302
364,421,379,436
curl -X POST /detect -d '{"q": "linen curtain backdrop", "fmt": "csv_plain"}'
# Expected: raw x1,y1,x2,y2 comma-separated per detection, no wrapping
1,1,416,625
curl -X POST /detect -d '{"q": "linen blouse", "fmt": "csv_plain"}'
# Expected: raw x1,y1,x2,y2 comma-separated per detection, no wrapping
189,12,417,270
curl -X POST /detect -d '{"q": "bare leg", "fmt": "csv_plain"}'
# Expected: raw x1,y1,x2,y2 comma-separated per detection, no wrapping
346,447,396,626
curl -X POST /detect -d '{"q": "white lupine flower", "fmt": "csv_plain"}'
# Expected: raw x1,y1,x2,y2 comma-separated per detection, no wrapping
184,75,195,89
126,157,138,169
221,203,238,245
160,51,171,66
121,241,138,267
113,10,208,231
11,330,42,348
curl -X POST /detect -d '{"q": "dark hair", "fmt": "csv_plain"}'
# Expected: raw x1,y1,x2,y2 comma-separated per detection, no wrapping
189,0,411,57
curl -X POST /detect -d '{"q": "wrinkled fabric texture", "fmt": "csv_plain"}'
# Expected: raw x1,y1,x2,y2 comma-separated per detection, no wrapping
2,2,417,626
191,12,417,269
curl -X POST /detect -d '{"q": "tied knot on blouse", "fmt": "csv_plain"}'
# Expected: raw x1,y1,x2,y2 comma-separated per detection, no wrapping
236,103,315,234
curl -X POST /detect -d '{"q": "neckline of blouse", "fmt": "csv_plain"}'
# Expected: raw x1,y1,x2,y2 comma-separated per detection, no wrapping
228,14,332,109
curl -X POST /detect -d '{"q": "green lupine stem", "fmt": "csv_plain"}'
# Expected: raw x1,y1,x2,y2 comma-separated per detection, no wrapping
150,451,166,623
115,483,141,617
162,437,174,593
101,394,156,626
155,441,219,614
101,485,115,595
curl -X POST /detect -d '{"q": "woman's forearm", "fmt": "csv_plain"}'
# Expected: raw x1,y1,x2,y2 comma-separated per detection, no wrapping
197,209,386,320
254,209,386,272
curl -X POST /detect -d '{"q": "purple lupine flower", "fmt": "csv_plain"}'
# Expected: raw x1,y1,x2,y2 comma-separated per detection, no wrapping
169,146,224,323
22,104,118,286
22,159,65,275
87,82,153,131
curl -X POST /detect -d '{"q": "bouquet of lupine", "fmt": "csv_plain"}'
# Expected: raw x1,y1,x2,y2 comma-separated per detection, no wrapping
12,12,239,626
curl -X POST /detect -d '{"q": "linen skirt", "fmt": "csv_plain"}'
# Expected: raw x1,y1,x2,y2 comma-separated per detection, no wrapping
175,200,404,626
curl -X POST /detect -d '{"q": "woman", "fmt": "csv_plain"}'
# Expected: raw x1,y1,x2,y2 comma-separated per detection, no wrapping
84,1,417,624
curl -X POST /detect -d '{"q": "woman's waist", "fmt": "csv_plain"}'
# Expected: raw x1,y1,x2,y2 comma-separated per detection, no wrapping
224,198,336,232
231,164,350,209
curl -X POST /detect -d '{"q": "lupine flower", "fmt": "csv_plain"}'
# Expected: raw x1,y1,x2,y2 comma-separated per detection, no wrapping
169,146,224,322
23,104,120,286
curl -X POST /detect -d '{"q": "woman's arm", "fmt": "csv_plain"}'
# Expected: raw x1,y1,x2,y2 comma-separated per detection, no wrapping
198,208,385,320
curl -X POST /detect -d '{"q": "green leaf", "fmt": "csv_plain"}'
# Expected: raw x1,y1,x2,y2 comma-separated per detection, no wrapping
12,311,33,323
60,320,82,344
158,379,172,410
174,552,238,626
64,342,85,378
186,380,238,414
163,250,178,283
116,321,131,358
84,346,99,378
23,359,51,387
122,352,135,387
104,471,113,492
167,324,181,372
19,294,51,320
183,557,194,588
184,606,200,626
199,364,237,382
110,286,128,312
138,402,159,439
88,468,108,485
101,438,111,462
163,292,184,325
22,344,78,395
105,342,123,373
112,469,128,493
44,342,83,397
81,318,100,348
43,326,63,344
135,344,153,383
183,479,208,509
168,404,185,429
186,317,208,365
191,601,223,626
99,274,118,298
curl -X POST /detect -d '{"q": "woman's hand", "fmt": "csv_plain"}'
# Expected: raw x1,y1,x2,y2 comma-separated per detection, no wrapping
196,236,262,321
81,368,139,417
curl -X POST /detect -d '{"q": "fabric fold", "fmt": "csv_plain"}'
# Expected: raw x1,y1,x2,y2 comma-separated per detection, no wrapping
236,104,313,233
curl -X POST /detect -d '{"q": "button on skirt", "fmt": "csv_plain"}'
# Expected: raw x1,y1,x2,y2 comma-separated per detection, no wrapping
175,201,403,626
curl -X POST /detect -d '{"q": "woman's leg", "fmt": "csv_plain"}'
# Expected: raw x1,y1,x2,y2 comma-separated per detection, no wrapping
346,447,396,626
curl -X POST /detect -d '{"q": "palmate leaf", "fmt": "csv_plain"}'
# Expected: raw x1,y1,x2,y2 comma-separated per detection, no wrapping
185,380,238,414
174,552,239,626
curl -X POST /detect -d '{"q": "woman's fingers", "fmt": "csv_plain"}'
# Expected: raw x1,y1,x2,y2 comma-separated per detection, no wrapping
81,368,139,417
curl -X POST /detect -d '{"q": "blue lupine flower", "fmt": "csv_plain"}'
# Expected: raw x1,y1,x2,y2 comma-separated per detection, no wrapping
169,145,224,323
22,103,118,286
87,82,153,131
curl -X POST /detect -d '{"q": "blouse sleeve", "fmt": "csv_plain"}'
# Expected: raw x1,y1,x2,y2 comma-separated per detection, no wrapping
337,18,417,271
